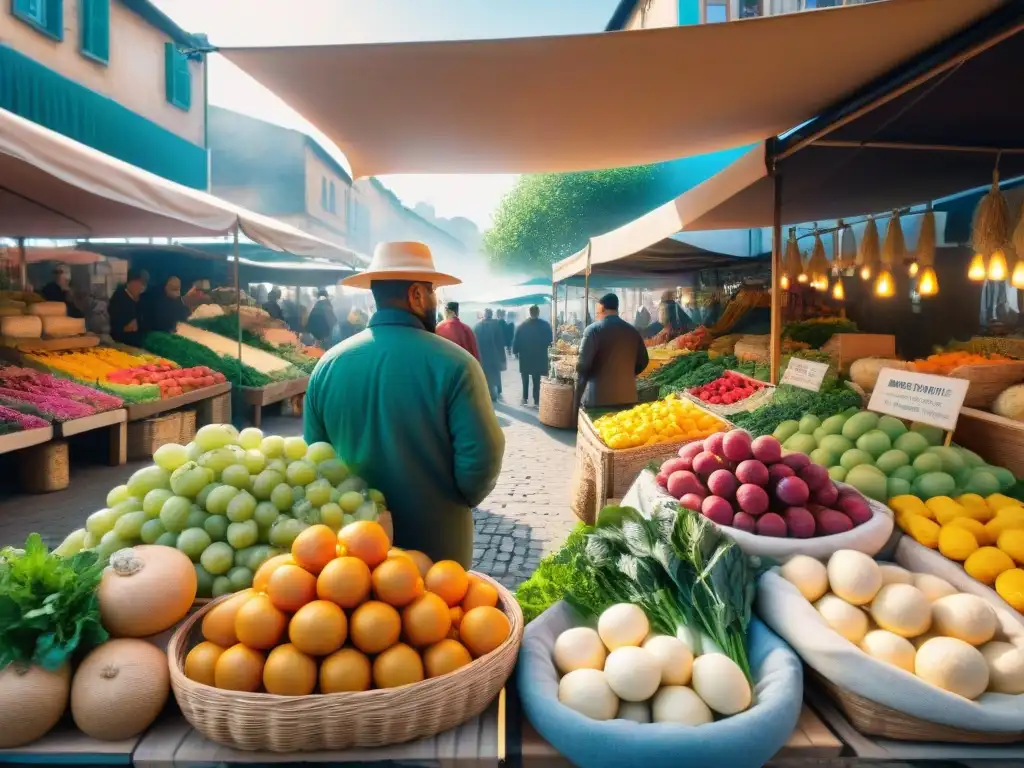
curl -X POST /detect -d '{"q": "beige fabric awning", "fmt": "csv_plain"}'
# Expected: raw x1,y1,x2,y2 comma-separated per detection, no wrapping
221,0,1002,177
0,108,367,266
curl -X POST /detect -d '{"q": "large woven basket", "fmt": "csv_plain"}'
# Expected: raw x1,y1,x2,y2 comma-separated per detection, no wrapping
178,409,197,444
812,670,1023,743
17,440,69,493
944,361,1024,409
127,412,182,460
538,377,574,429
168,572,523,752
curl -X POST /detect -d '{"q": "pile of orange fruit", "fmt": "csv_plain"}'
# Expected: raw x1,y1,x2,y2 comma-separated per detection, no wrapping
913,351,1013,375
183,520,511,695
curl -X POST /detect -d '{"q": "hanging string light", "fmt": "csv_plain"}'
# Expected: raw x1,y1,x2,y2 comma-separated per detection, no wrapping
782,228,802,289
1012,201,1024,289
808,230,830,291
874,211,904,298
832,277,845,300
970,161,1011,282
858,216,880,280
916,203,939,297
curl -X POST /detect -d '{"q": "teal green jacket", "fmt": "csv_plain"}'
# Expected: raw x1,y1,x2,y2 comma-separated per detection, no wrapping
304,309,505,567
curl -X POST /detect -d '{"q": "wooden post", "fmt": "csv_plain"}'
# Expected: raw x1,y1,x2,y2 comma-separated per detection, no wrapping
550,281,557,328
583,243,591,326
769,162,783,385
233,227,242,388
17,237,27,291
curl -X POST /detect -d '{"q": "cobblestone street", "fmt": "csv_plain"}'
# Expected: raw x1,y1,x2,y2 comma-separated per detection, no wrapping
0,367,580,588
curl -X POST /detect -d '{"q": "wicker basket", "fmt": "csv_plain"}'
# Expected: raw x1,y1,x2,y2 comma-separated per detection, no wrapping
18,440,69,493
570,450,598,525
944,361,1024,409
168,572,523,752
197,392,231,426
733,335,769,363
968,336,1024,359
812,671,1024,743
178,409,197,444
538,377,575,429
127,412,183,461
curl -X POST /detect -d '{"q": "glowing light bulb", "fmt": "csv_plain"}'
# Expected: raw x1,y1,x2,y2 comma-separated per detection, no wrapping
818,276,830,292
874,269,895,298
908,261,919,277
860,265,872,280
1013,261,1024,290
832,279,845,300
797,272,808,284
988,250,1008,281
968,253,988,281
780,274,790,290
918,267,939,297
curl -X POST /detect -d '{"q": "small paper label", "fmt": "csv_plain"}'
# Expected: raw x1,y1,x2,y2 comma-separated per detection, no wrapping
780,357,830,392
867,368,969,432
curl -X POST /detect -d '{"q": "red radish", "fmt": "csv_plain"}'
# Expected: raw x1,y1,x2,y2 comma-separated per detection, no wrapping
767,464,795,484
678,493,705,511
661,458,690,476
783,507,816,538
656,473,669,488
775,476,810,506
722,431,753,462
816,509,854,536
736,484,769,516
780,453,811,472
691,452,726,478
756,513,787,537
667,471,705,499
733,512,757,533
707,469,738,499
678,441,704,461
701,496,734,526
703,432,726,457
735,460,769,486
751,436,783,464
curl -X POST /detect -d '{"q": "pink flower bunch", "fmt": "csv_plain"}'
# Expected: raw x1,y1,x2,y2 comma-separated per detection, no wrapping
0,366,122,412
0,387,94,421
0,404,49,430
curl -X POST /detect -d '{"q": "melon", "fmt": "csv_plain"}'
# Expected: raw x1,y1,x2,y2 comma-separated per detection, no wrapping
71,640,169,740
98,546,197,637
0,663,70,748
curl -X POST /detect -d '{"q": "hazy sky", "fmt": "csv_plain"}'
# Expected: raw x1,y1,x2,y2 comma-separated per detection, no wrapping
153,0,620,229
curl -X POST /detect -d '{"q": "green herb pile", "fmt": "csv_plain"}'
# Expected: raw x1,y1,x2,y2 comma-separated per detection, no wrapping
731,384,862,437
783,318,857,349
189,316,318,375
0,534,107,670
647,352,710,386
514,525,604,624
142,332,273,387
659,356,740,396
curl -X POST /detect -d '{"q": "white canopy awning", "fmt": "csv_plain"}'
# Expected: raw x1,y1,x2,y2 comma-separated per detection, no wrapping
0,108,368,266
220,0,1001,177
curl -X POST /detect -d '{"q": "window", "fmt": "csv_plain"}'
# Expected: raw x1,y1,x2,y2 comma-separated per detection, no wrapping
328,181,336,213
320,177,328,209
80,0,110,63
738,0,762,18
12,0,63,40
164,42,191,110
703,1,728,23
803,0,841,8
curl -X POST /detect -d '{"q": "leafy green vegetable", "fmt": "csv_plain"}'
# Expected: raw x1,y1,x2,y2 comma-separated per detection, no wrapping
783,318,858,348
515,525,606,623
189,316,319,375
142,332,281,387
0,534,107,671
731,384,862,437
648,352,710,386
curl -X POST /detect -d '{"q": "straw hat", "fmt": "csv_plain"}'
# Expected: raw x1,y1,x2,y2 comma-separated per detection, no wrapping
342,241,460,289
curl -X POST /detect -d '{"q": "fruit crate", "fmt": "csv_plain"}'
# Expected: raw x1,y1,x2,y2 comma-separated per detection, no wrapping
679,371,775,417
821,334,896,373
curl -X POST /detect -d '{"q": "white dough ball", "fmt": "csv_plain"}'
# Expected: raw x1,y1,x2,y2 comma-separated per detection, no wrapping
597,603,650,651
642,635,694,686
780,555,829,602
931,593,997,646
980,641,1024,694
603,646,662,702
915,637,989,700
557,669,619,720
615,700,651,723
815,593,869,644
869,584,932,638
827,550,882,606
879,564,914,586
913,573,958,603
859,630,916,673
553,627,607,675
651,685,713,726
690,653,752,715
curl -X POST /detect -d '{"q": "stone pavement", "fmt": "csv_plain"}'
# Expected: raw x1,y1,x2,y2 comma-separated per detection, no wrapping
0,366,580,589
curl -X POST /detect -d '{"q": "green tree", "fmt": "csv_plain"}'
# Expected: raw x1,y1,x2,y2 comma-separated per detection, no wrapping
483,165,661,273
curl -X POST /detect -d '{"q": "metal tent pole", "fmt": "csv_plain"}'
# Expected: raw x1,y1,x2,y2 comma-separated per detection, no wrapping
769,162,783,385
550,280,557,328
583,243,591,326
233,228,242,386
17,238,27,290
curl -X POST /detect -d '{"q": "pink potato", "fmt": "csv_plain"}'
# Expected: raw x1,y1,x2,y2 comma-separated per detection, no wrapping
774,476,810,507
701,495,734,526
679,493,706,511
736,484,770,516
816,509,854,536
799,464,831,492
767,464,796,484
735,459,769,487
751,435,783,465
656,473,669,488
703,432,726,458
692,452,726,479
707,469,739,499
837,493,873,526
722,431,753,462
667,470,706,500
678,441,705,462
812,482,839,507
783,507,816,539
732,511,757,533
756,512,788,537
780,453,811,472
660,457,691,476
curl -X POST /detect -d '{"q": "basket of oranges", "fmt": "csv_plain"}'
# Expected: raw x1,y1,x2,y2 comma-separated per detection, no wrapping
167,520,524,752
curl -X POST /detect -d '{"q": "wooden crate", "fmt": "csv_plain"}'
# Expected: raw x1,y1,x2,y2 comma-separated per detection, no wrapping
822,333,896,372
954,407,1024,477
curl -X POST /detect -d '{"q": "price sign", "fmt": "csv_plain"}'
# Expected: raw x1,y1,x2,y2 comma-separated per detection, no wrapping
867,368,969,432
780,357,830,392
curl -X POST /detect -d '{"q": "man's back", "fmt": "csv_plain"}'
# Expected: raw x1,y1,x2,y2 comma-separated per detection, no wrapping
304,309,504,566
436,316,480,360
576,315,648,407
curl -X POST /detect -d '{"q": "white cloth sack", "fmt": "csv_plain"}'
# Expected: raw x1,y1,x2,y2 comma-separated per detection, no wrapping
624,470,893,561
757,563,1024,732
896,536,1024,628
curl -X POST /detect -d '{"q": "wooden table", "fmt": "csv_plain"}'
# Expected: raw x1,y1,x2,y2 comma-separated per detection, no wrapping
55,408,128,466
0,425,53,456
518,704,842,767
125,383,232,422
0,720,138,765
241,377,308,427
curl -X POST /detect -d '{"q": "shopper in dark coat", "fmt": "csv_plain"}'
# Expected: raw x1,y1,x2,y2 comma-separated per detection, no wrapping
474,309,507,401
108,269,147,347
306,288,338,347
574,293,649,414
512,305,553,407
142,276,189,333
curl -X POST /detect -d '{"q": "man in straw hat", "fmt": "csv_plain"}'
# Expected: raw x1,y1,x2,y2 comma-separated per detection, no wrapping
304,242,505,567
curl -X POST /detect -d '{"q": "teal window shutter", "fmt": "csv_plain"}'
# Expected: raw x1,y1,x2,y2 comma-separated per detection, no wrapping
320,178,328,209
164,42,192,110
12,0,63,40
80,0,110,63
329,181,336,213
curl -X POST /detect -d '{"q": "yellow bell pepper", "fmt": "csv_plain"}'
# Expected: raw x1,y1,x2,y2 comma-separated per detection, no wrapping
964,546,1015,585
938,525,979,561
995,568,1024,612
997,529,1024,566
906,516,941,549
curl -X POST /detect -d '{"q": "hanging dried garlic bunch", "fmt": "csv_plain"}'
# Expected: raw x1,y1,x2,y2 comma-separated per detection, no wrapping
970,167,1011,281
916,204,938,296
858,216,880,281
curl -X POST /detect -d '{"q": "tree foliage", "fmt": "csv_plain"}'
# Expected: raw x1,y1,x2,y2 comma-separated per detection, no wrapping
483,165,661,273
